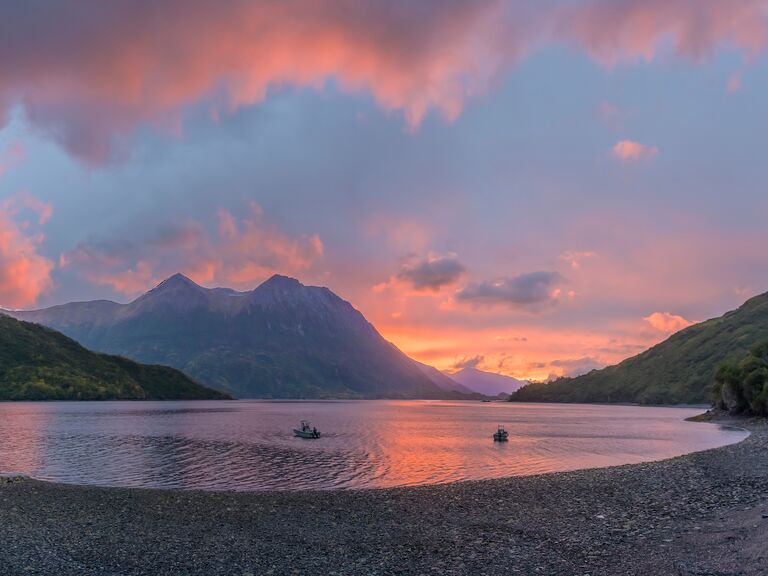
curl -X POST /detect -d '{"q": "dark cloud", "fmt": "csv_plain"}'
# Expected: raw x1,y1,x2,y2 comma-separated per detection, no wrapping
0,0,525,163
0,1,764,164
456,271,565,308
452,355,484,370
397,255,466,291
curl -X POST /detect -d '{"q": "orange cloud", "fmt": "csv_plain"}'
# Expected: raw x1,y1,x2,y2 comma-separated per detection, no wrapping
61,204,323,295
612,139,658,160
0,1,519,162
0,195,55,308
5,2,767,162
643,311,694,333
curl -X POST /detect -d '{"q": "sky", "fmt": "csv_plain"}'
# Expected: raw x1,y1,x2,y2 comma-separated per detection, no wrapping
1,0,768,381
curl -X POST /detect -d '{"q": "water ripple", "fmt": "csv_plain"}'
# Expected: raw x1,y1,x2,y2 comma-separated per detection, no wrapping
0,400,747,491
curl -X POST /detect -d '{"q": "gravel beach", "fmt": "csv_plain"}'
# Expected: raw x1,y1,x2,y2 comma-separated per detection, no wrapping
1,418,766,576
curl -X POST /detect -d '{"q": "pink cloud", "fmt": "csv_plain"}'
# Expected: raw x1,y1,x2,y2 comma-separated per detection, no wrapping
612,139,658,160
558,0,768,64
88,261,156,296
61,204,324,295
3,1,767,162
0,1,524,163
560,250,597,270
0,195,55,308
643,311,694,333
7,191,53,225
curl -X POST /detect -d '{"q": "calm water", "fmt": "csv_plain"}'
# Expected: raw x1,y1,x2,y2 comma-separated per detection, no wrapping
0,400,747,491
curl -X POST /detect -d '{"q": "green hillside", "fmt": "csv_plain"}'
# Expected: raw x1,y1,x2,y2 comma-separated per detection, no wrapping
0,315,229,401
13,274,466,399
510,291,768,405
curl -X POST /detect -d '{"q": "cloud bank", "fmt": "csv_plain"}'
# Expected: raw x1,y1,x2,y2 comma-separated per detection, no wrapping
2,0,767,162
61,204,323,296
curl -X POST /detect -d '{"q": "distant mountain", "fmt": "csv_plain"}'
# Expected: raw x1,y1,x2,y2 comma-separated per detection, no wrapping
0,315,228,401
447,367,527,397
11,274,466,399
510,291,768,405
414,361,477,395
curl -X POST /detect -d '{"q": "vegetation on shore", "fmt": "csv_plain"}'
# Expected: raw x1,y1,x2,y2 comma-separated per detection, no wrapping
0,315,230,401
713,340,768,416
510,291,768,405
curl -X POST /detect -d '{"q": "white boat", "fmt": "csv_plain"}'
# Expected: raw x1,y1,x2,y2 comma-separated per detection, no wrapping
493,425,509,442
294,420,321,439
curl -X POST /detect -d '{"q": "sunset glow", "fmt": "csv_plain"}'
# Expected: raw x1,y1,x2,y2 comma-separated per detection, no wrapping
2,1,768,381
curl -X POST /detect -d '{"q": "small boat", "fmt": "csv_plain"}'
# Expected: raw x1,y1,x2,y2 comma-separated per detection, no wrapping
493,425,509,442
294,420,321,439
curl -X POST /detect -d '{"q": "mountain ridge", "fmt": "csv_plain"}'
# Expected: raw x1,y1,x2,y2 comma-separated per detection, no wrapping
510,291,768,405
447,367,528,397
0,314,228,401
10,274,471,400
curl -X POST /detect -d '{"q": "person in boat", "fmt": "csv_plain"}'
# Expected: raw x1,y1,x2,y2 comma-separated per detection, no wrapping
312,427,318,437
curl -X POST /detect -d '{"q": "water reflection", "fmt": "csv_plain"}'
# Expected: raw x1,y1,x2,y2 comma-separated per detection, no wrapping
0,404,49,474
0,400,747,491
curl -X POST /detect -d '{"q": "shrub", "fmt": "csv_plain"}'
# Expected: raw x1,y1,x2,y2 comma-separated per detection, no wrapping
714,340,768,416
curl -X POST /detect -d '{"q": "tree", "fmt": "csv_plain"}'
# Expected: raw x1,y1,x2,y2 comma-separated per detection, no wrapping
714,341,768,416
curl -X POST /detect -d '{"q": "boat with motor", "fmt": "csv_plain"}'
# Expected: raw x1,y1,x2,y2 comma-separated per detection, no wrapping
294,420,321,439
493,425,509,442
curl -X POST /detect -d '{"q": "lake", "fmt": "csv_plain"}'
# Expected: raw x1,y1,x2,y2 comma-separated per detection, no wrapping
0,400,747,491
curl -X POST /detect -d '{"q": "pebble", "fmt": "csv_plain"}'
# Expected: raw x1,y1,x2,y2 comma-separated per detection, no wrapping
0,419,765,576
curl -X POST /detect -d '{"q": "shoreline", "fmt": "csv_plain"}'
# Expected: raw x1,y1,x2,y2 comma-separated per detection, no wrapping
2,418,767,575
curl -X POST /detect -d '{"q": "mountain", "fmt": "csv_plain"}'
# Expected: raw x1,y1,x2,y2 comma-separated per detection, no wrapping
0,315,228,400
414,361,477,395
447,367,527,397
10,274,466,399
510,291,768,405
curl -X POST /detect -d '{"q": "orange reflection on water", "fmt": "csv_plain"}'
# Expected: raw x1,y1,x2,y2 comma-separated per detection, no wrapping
360,401,505,487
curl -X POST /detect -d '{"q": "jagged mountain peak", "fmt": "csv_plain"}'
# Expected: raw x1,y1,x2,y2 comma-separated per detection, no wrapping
151,273,202,292
129,273,209,312
258,274,303,290
248,275,341,310
8,275,469,399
